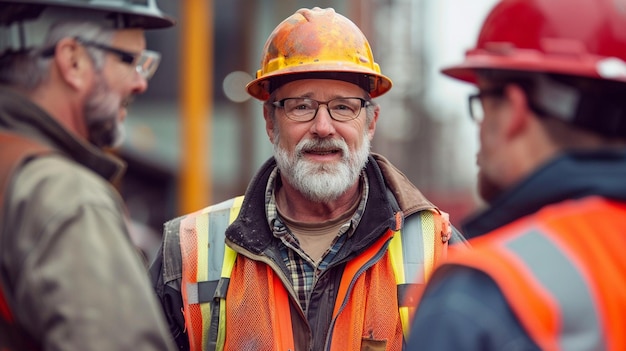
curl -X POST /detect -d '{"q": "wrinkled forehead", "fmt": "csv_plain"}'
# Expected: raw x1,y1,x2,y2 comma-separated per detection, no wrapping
273,78,368,98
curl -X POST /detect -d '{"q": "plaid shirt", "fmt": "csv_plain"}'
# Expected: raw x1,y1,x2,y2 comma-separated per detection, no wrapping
264,168,369,313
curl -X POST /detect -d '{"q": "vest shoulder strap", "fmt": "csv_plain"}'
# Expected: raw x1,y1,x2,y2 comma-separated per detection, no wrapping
389,208,449,341
178,196,243,351
185,203,448,297
0,131,51,351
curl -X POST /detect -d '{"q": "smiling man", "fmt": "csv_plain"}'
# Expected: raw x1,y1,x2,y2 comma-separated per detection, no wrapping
150,7,466,351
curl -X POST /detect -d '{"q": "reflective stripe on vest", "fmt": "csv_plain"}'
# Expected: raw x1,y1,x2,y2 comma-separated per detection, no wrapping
180,196,244,351
442,197,626,351
388,209,446,340
180,196,447,350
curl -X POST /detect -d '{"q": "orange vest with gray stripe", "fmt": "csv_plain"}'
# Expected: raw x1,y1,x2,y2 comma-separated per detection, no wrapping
439,197,626,351
178,195,449,351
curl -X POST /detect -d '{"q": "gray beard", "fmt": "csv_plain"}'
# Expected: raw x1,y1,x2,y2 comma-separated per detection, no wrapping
87,118,125,149
84,75,125,149
273,135,370,203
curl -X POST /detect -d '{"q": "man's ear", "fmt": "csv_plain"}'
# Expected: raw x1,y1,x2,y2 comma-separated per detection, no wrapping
503,84,532,139
52,37,93,91
367,104,379,140
263,103,276,143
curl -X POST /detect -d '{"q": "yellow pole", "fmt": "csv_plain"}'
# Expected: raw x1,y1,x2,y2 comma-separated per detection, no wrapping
179,0,213,215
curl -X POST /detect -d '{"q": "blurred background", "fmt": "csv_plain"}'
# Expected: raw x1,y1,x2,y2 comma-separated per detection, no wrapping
119,0,499,261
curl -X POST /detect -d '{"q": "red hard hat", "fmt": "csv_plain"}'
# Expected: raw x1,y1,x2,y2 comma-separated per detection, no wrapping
442,0,626,84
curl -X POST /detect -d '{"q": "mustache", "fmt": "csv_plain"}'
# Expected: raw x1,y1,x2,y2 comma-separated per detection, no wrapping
295,137,348,156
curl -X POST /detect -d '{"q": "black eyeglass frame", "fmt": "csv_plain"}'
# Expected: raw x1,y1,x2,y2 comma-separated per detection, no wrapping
40,36,161,80
41,36,137,64
467,88,505,123
272,97,372,122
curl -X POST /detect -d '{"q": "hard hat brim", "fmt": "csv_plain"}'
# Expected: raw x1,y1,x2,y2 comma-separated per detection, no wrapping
442,49,626,84
0,0,175,29
246,66,393,101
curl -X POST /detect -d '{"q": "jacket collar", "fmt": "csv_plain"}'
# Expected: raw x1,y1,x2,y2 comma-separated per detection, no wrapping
0,85,125,183
371,153,434,215
462,149,626,239
226,153,436,255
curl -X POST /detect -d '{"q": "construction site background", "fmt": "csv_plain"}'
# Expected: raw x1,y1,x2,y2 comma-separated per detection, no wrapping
119,0,498,261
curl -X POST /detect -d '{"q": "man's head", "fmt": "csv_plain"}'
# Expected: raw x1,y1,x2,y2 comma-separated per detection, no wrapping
245,7,392,101
247,7,390,202
441,0,626,203
0,0,174,148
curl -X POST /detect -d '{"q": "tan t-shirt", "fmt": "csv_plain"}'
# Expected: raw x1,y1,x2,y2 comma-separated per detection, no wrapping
278,199,360,263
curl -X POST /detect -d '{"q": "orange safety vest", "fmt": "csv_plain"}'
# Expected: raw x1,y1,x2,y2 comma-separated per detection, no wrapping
439,196,626,351
0,132,50,351
177,195,450,351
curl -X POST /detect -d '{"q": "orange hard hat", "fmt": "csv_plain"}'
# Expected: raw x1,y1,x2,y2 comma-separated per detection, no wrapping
246,7,392,101
442,0,626,84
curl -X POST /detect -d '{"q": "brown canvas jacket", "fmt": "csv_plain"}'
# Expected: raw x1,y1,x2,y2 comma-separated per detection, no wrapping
0,86,175,350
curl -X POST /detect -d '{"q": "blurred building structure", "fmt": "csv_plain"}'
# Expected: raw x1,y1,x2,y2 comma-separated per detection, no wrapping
118,0,498,259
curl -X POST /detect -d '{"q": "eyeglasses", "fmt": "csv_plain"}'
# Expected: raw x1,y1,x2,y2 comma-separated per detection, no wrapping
468,88,505,123
41,37,161,80
272,97,371,122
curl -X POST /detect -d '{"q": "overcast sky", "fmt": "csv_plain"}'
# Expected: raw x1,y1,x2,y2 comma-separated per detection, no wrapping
425,0,499,117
